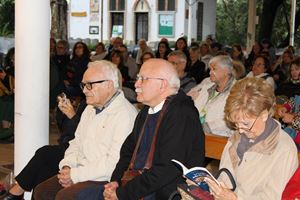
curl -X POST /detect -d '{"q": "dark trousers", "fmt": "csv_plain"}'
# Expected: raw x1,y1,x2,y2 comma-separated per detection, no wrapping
75,184,105,200
33,175,106,200
15,145,66,191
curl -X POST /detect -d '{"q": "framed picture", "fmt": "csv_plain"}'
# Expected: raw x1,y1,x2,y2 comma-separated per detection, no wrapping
158,14,174,37
89,26,99,34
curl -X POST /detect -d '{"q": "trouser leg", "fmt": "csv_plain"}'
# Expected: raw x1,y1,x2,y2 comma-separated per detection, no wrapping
15,145,65,191
33,175,62,200
55,181,107,200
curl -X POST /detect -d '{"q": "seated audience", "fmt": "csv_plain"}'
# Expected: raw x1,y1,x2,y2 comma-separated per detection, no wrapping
1,96,86,200
135,39,154,66
0,66,14,139
3,47,15,77
168,50,196,93
231,44,245,64
272,50,293,86
118,44,138,80
245,42,262,72
33,60,137,200
141,51,154,64
188,55,235,137
246,54,276,89
276,57,300,98
155,41,172,60
232,60,246,80
199,42,213,71
187,45,208,84
90,42,107,62
175,37,191,65
205,77,298,200
64,41,90,97
76,58,205,200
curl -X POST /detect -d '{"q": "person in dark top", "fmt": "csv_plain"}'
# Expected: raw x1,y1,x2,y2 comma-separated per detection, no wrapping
155,41,172,60
276,57,300,98
3,47,15,77
1,97,86,200
64,41,90,97
76,58,205,200
175,37,191,65
187,45,208,84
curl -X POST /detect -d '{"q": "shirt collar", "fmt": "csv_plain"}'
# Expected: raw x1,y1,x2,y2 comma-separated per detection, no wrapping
148,100,165,114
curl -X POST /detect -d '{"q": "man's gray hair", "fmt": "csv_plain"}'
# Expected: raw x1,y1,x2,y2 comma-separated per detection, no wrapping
88,60,120,89
168,74,180,92
209,55,233,73
168,50,187,62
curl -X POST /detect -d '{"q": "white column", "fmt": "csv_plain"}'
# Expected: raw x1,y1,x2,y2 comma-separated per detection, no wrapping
290,0,296,46
187,0,193,46
246,0,256,53
15,0,50,199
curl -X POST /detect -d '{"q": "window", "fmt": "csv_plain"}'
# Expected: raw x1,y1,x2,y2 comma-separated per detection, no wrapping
110,0,125,11
157,0,175,11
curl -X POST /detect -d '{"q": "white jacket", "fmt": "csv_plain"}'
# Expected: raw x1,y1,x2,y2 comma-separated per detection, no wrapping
246,71,276,89
192,77,234,137
59,91,137,183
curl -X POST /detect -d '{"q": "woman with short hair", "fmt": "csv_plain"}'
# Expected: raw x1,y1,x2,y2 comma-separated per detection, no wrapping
205,77,298,200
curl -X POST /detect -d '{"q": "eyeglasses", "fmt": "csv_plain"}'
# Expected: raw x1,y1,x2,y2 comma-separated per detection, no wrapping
233,115,260,132
80,80,108,90
135,74,165,83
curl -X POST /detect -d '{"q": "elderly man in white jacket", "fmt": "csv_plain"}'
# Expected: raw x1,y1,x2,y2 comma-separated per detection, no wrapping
33,60,137,200
188,55,235,137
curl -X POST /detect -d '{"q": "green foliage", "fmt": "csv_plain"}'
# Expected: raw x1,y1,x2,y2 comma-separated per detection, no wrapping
0,0,14,37
216,0,248,46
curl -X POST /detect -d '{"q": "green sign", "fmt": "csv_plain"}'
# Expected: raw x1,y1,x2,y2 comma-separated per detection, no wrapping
159,14,174,36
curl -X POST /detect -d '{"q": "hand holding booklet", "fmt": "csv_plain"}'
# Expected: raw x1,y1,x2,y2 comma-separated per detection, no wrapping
172,159,220,192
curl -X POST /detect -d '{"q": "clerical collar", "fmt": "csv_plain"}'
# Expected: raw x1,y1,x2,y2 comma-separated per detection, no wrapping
94,90,120,114
148,100,165,114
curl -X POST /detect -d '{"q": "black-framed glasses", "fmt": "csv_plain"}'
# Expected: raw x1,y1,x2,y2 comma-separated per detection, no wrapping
233,115,260,132
135,74,165,83
80,80,108,90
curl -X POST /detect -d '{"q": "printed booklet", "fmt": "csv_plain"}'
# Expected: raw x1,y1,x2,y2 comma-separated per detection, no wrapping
172,159,220,191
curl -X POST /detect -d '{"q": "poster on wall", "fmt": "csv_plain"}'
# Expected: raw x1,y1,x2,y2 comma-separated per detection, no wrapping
90,0,99,29
158,14,174,37
112,25,123,37
90,0,99,13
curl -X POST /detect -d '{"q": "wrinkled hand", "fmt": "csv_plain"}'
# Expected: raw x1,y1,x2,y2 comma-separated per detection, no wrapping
205,178,237,200
57,166,73,188
103,182,119,200
282,113,295,124
58,97,76,119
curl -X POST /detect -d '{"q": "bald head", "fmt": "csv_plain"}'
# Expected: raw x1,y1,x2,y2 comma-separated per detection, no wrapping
135,59,180,107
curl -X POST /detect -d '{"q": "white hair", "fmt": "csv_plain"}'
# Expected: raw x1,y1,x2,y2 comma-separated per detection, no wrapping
209,55,233,73
88,60,120,89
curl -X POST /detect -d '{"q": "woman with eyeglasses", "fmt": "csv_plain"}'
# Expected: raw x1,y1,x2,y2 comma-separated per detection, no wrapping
204,77,298,200
246,54,276,89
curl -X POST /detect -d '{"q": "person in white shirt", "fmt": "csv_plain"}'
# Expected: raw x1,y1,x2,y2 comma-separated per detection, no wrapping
33,60,138,200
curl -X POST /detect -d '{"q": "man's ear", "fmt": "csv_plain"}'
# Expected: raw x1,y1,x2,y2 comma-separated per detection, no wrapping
160,79,167,91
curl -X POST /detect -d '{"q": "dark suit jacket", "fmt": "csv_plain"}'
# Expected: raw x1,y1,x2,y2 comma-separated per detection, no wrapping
111,91,205,199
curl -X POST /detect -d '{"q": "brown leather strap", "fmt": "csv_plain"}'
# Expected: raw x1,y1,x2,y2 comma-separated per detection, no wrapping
144,99,170,169
128,97,171,170
128,115,149,170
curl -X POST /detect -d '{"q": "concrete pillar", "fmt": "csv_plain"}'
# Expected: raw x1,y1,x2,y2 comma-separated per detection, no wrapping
246,0,256,53
15,0,50,199
290,0,296,46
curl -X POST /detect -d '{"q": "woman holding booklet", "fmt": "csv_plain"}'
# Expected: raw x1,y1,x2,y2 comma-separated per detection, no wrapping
203,77,298,200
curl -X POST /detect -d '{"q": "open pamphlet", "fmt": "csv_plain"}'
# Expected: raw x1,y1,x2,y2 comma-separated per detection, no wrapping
172,159,220,191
